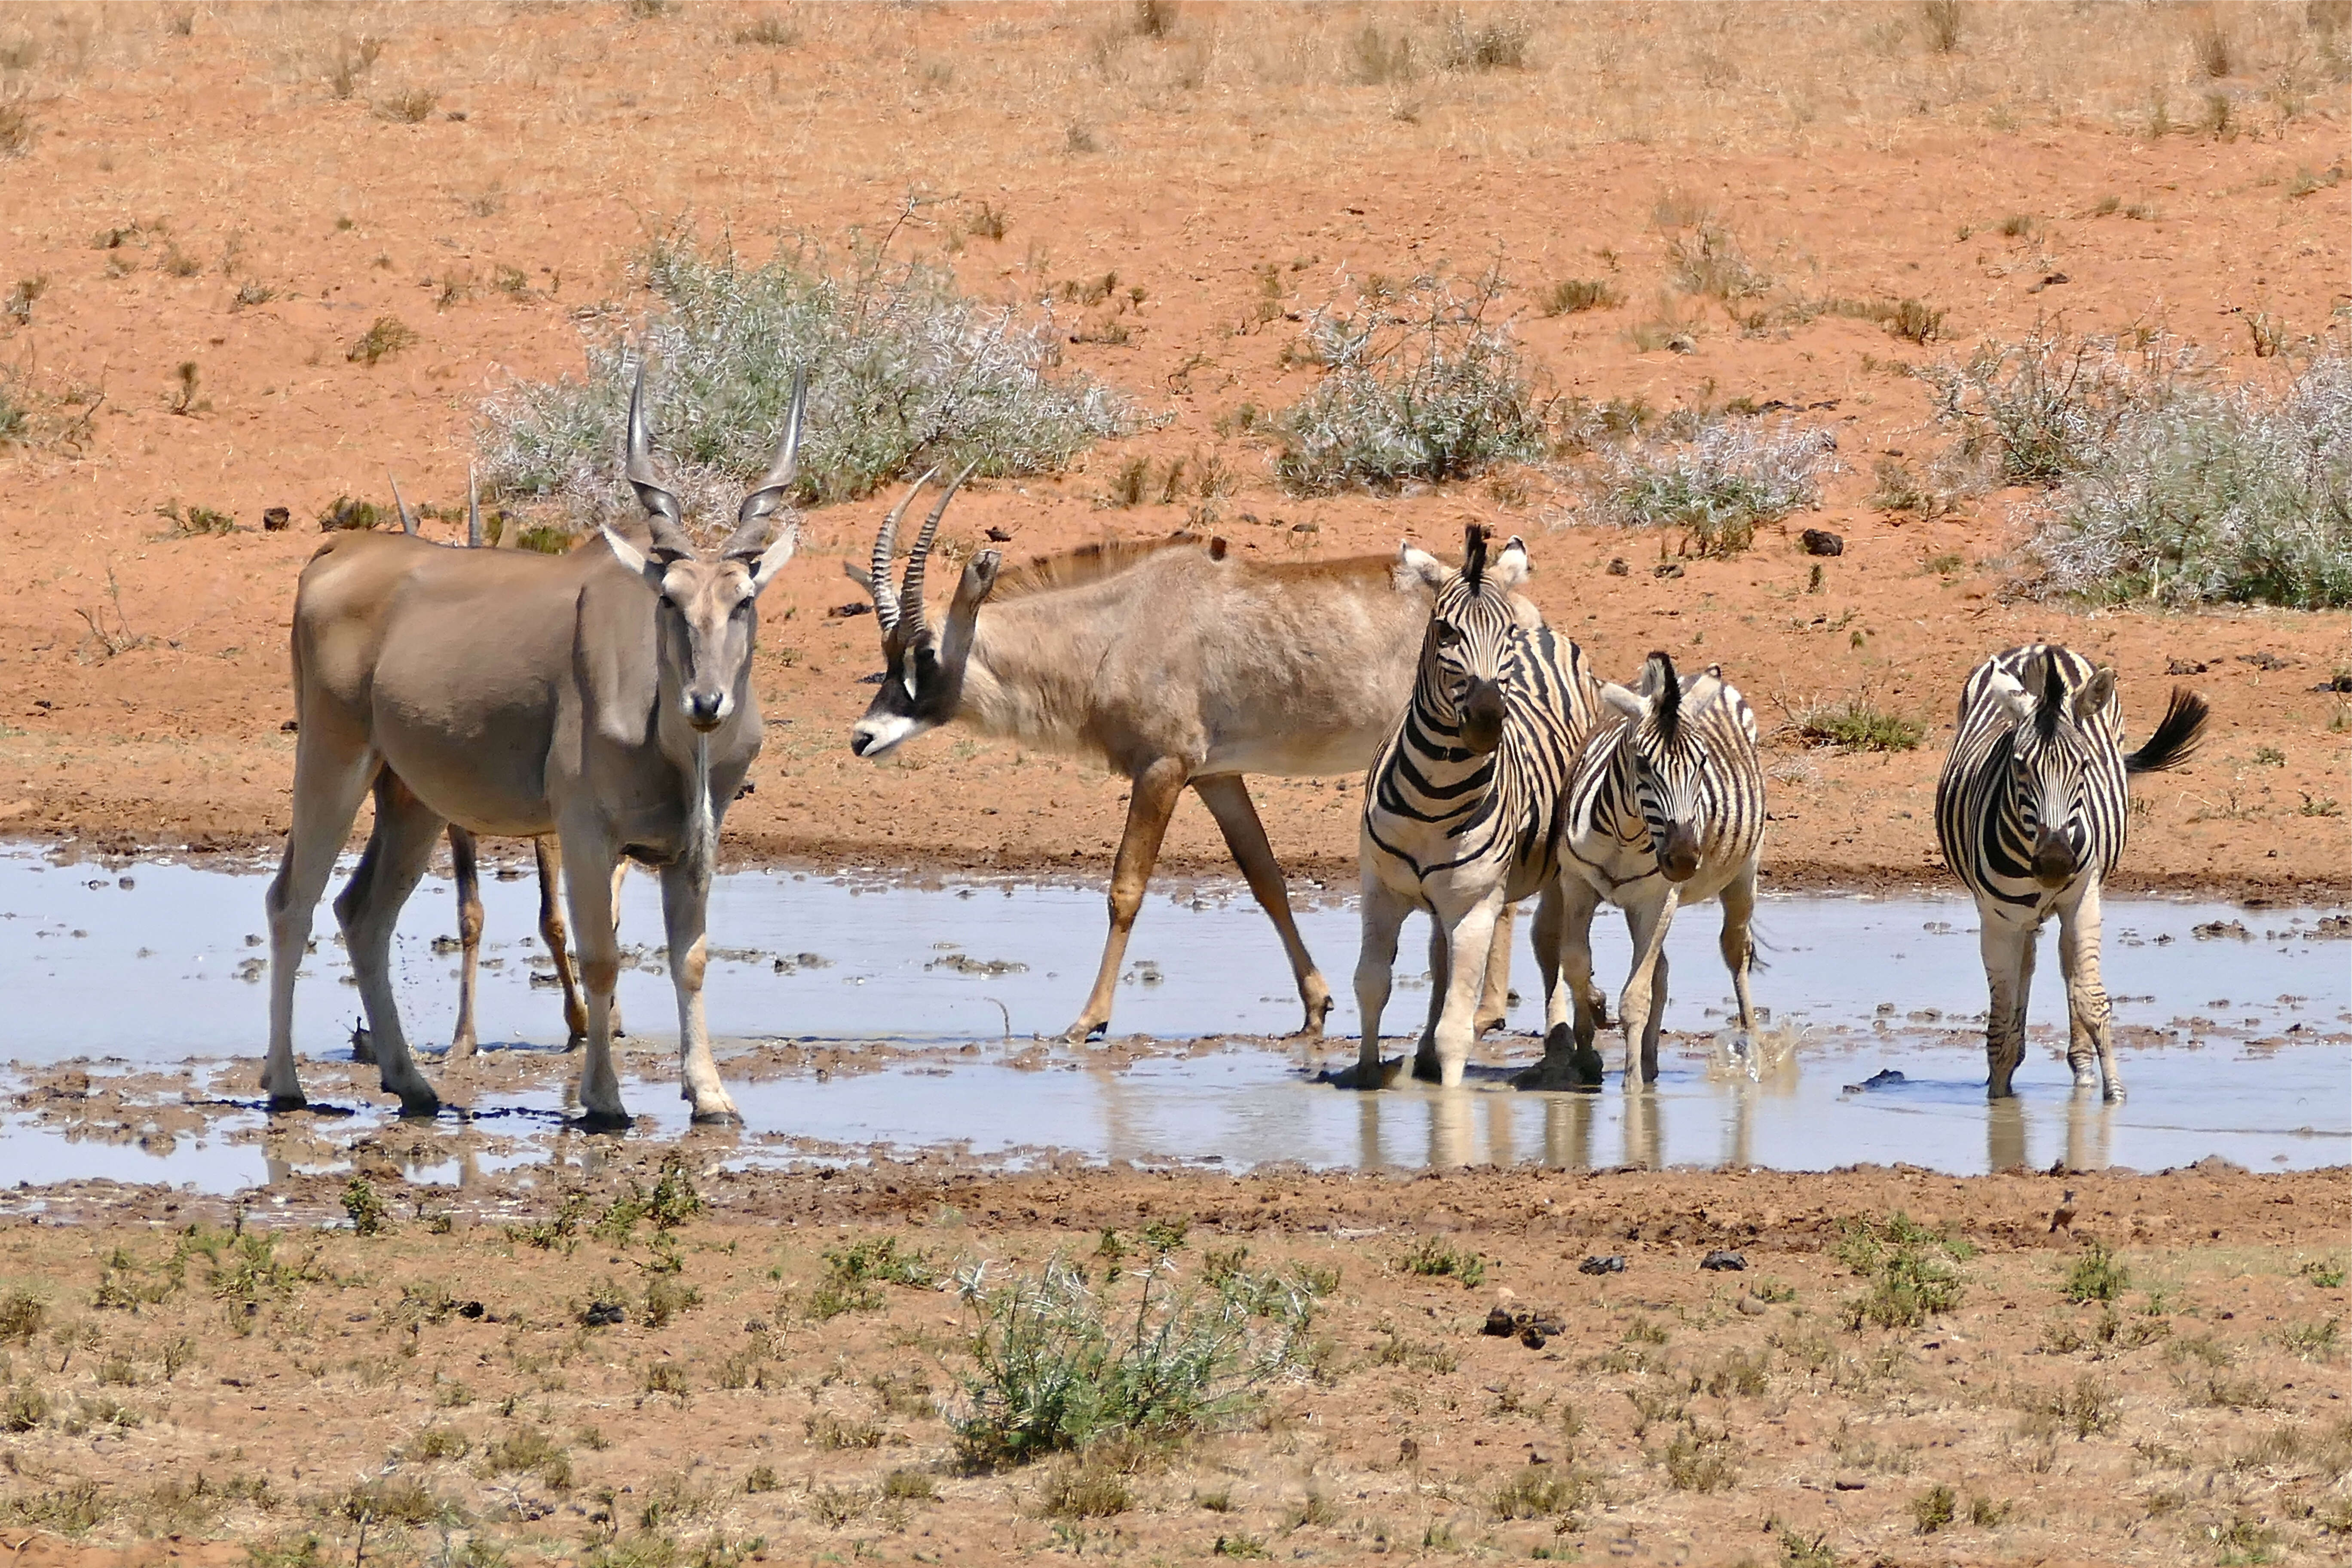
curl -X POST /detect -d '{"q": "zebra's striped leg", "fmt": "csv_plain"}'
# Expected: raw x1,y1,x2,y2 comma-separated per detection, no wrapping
1427,888,1507,1088
1066,756,1190,1042
448,825,483,1058
1979,913,2035,1099
1412,919,1449,1081
1617,887,1681,1085
1514,877,1605,1090
1344,873,1414,1090
2058,880,2124,1101
1718,858,1760,1039
1192,775,1332,1038
1474,900,1516,1036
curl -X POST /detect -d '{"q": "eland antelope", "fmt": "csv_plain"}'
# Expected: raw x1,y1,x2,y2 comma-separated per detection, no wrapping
1934,644,2207,1101
1345,527,1599,1090
1522,651,1767,1090
845,484,1529,1043
262,364,806,1127
377,473,594,1058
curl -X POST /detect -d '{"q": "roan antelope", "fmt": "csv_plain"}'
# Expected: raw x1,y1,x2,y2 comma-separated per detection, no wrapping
263,365,805,1126
1934,644,2207,1102
845,485,1525,1043
1345,527,1599,1090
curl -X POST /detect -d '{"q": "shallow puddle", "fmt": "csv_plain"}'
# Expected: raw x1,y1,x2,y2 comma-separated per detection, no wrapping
1,844,2345,1190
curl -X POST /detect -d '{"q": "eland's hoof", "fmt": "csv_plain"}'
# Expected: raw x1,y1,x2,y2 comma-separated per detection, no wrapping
689,1106,743,1126
1324,1056,1407,1091
394,1093,442,1120
576,1107,632,1134
265,1092,307,1115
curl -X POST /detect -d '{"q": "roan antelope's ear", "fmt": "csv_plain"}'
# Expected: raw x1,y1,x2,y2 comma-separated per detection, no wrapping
1395,542,1449,591
2074,665,2117,724
1600,682,1647,722
842,560,876,592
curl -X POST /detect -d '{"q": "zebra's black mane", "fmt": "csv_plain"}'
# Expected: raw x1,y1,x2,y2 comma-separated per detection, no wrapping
2033,646,2065,744
1649,649,1680,747
1462,524,1488,594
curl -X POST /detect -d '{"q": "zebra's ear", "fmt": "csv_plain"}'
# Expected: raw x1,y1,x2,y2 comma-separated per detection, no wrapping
1396,543,1449,591
1600,682,1647,721
2074,666,2117,723
1485,536,1531,590
1986,668,2033,726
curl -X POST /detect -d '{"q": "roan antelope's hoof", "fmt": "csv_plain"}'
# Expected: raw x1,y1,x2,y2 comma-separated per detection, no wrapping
1321,1056,1407,1091
1063,1020,1111,1045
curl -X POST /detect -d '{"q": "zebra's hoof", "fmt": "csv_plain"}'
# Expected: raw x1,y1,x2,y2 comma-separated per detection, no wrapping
1511,1060,1602,1093
1409,1054,1444,1085
1323,1057,1407,1090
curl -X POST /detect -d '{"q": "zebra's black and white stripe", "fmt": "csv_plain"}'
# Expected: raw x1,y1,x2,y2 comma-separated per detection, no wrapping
1346,527,1597,1090
1934,643,2207,1101
1522,650,1766,1090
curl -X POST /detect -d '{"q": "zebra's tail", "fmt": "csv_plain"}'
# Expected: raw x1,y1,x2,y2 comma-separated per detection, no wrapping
2125,686,2209,775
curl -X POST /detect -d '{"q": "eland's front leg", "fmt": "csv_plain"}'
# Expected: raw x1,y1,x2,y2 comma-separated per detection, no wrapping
661,856,740,1123
562,834,629,1130
263,739,380,1112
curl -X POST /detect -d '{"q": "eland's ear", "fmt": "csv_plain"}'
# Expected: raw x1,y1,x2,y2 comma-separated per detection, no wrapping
601,524,652,578
1601,682,1647,722
2074,665,2117,723
748,527,798,593
1395,542,1449,591
1986,668,2033,726
1486,536,1532,591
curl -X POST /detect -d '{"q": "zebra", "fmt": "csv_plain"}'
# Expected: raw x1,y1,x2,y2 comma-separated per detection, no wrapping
1518,650,1766,1091
1342,526,1598,1091
1934,643,2208,1102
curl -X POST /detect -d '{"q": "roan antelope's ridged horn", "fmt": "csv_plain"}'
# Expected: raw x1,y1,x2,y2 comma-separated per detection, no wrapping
897,460,980,644
623,358,691,557
867,469,937,633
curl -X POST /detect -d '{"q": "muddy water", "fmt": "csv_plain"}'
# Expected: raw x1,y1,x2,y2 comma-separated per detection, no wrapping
1,845,2345,1190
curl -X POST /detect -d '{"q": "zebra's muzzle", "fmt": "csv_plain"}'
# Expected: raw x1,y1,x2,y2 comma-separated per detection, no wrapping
2030,832,2078,888
1654,824,1702,883
1459,680,1506,754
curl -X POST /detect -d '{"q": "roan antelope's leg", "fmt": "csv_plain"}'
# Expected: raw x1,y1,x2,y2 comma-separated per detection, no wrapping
1066,756,1191,1042
447,826,484,1058
1344,870,1415,1090
1979,909,2034,1100
560,832,629,1130
262,737,380,1112
1718,857,1761,1040
1191,775,1332,1037
1424,885,1508,1089
1617,885,1682,1084
2057,880,2123,1102
533,837,590,1045
1514,874,1606,1090
333,773,445,1116
659,854,740,1124
1474,901,1516,1036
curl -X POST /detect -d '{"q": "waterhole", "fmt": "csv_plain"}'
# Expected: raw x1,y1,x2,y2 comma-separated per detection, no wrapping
2,845,2343,1191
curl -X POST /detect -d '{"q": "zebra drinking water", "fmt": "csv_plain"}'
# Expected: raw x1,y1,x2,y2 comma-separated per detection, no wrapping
1935,643,2208,1102
1519,650,1767,1091
1341,527,1598,1090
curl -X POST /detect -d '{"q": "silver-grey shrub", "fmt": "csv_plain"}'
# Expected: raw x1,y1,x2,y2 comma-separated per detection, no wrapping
1272,274,1546,494
1585,419,1838,556
2033,350,2352,609
478,239,1124,525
